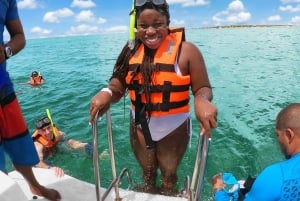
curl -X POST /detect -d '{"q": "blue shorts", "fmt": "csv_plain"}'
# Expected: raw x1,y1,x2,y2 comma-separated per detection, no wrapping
0,134,39,173
0,64,39,173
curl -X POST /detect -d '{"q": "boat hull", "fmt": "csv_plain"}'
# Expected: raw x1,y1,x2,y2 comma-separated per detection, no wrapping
1,168,187,201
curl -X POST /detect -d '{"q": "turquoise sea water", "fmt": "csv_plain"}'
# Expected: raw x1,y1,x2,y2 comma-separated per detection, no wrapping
7,26,300,200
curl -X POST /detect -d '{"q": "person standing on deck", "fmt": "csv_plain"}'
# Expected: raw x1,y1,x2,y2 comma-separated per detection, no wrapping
0,0,61,200
89,0,217,196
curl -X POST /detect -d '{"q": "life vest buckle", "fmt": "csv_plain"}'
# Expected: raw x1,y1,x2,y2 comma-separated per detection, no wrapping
156,103,169,112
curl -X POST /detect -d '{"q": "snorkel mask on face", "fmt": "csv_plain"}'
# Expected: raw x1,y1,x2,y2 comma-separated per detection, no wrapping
127,0,169,50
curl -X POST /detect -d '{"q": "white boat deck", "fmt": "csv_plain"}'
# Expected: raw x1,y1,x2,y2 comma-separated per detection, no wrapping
0,168,188,201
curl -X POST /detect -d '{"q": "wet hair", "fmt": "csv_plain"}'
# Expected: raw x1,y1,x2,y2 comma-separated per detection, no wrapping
31,71,38,77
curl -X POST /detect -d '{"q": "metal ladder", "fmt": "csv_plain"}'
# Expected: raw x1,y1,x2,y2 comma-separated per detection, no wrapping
91,109,210,201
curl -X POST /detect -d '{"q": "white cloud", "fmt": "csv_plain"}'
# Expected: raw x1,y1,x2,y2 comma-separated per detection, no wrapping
71,0,96,9
171,19,185,26
267,15,282,22
18,0,39,9
30,26,52,35
291,16,300,24
97,18,107,24
167,0,210,7
212,0,251,25
105,26,128,33
279,4,300,12
75,10,96,23
68,24,99,35
43,8,74,23
281,0,300,4
228,0,245,12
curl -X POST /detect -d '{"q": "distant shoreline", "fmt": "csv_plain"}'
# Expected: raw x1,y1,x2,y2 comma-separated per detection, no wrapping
201,24,298,29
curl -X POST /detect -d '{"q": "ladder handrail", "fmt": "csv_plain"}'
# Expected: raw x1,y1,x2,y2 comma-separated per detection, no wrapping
92,116,101,201
93,110,211,201
101,168,133,201
189,134,211,201
195,135,210,200
92,109,133,201
106,109,120,200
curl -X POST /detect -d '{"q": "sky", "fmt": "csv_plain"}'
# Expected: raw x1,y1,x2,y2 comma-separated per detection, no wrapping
6,0,300,39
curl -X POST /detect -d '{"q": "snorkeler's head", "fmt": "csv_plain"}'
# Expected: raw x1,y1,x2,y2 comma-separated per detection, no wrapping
135,0,170,26
31,71,38,77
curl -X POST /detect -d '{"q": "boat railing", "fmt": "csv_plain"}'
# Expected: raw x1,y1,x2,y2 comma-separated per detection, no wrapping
101,168,133,201
92,109,210,201
189,134,211,201
92,109,130,201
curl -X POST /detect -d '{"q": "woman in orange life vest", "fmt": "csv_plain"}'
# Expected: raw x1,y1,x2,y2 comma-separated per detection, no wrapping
29,71,44,86
32,117,93,177
89,0,217,195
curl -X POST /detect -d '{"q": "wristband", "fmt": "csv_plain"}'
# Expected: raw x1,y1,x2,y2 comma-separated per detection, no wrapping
101,87,112,97
197,93,210,101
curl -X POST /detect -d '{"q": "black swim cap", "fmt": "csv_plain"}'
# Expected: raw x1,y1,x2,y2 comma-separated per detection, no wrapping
31,71,38,77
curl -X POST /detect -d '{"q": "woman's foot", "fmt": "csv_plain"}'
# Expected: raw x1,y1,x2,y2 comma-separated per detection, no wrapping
135,184,160,194
160,187,179,196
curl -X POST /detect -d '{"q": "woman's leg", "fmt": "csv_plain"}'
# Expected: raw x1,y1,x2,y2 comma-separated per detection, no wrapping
156,118,190,195
130,117,159,193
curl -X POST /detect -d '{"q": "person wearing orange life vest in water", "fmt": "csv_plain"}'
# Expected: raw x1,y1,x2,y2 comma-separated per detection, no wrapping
29,71,44,86
89,0,217,196
32,116,93,177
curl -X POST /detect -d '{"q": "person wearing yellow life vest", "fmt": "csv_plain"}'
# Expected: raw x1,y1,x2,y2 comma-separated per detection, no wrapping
89,0,217,196
32,116,93,177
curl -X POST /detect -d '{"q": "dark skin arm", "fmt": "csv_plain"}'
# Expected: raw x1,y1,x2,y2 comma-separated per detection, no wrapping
0,18,26,63
89,78,125,123
178,41,217,137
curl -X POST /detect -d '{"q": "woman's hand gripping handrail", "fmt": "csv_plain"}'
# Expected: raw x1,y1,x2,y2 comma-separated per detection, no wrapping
92,113,101,201
190,133,211,201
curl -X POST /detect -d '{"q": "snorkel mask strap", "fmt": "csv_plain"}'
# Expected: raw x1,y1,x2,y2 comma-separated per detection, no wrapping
128,0,136,50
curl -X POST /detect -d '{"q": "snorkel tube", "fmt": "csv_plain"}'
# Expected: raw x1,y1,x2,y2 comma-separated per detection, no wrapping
46,108,58,137
128,0,136,50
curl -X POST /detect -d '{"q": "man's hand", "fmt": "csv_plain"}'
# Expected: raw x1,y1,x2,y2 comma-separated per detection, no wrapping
211,173,225,192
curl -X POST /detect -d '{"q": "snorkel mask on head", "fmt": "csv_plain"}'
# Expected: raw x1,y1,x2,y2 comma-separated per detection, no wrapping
135,0,167,7
127,0,169,50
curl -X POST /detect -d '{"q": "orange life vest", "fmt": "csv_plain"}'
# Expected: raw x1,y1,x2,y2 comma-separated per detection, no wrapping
125,27,190,117
32,127,60,152
30,76,44,86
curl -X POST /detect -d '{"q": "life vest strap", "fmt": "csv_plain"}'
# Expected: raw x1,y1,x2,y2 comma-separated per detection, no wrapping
139,105,155,149
133,80,155,149
132,98,189,112
128,63,175,72
128,83,189,93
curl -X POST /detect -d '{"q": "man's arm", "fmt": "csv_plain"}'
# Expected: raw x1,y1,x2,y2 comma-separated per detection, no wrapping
5,18,26,55
33,141,65,177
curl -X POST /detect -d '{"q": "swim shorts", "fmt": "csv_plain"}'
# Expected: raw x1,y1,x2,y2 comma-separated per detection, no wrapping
0,64,39,172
